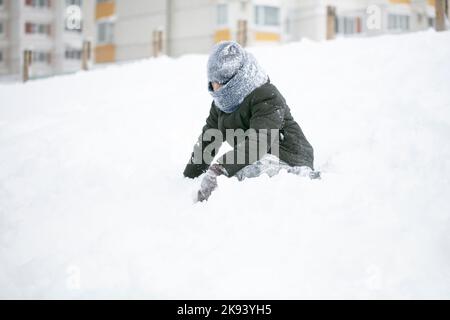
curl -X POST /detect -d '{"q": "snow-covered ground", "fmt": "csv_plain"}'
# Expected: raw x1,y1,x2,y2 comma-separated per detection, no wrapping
1,31,450,299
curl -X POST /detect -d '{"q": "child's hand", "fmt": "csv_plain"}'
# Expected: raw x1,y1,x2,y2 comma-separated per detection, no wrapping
197,164,225,202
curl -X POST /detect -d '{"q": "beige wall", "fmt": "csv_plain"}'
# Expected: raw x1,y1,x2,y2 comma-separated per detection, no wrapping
169,0,216,57
115,0,167,61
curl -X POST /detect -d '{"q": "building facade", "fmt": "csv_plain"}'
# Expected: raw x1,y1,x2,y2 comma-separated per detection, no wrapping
91,0,443,65
0,0,446,79
0,0,91,80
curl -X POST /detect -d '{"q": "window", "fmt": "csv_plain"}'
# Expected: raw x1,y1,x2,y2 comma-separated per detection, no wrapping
336,16,362,35
217,3,228,25
254,5,280,26
0,21,3,35
32,51,51,64
38,24,47,33
0,50,3,63
97,0,111,3
25,0,51,8
25,22,51,35
0,0,4,8
388,14,410,31
65,48,82,60
97,21,114,44
66,0,82,6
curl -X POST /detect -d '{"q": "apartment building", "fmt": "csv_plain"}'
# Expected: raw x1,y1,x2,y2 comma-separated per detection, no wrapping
93,0,219,63
285,0,442,41
93,0,294,63
92,0,444,65
0,0,92,80
0,1,446,78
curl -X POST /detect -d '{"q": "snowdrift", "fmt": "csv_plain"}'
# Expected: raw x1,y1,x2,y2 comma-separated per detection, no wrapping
1,31,450,299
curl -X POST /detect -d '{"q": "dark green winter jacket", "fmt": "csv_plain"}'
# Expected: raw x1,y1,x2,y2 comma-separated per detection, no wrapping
183,80,314,178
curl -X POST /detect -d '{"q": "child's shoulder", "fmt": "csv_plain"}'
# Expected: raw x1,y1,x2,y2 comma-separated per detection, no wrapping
249,81,284,107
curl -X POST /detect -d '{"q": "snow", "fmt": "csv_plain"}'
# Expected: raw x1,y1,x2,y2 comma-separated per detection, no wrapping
1,31,450,299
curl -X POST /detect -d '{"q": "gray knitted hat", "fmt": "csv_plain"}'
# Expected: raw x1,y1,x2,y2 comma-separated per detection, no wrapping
207,41,268,113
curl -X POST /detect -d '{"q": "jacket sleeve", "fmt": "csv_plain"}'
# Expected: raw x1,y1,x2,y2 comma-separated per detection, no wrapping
183,104,220,179
217,99,284,177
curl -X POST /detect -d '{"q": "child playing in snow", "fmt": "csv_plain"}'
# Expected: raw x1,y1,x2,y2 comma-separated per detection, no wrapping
183,41,316,202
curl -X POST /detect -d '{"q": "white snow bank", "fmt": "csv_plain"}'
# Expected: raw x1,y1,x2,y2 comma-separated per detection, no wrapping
1,31,450,299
